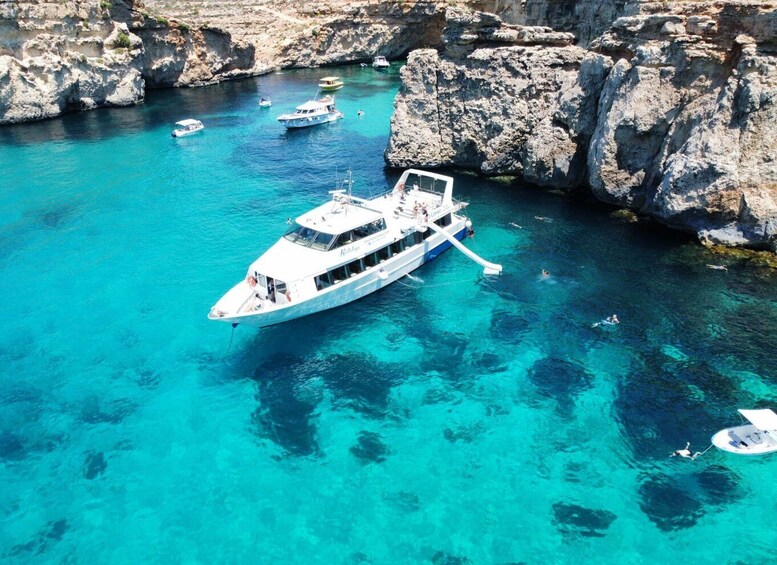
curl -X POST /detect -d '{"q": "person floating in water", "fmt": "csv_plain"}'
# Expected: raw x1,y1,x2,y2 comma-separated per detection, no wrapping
592,314,619,328
671,442,702,460
706,264,728,271
509,222,522,229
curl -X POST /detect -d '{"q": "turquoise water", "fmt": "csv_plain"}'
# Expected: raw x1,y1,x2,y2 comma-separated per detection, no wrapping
1,65,777,563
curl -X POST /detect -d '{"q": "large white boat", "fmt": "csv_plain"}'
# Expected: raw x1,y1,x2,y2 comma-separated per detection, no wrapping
712,408,777,455
277,95,343,129
209,169,501,328
372,55,390,70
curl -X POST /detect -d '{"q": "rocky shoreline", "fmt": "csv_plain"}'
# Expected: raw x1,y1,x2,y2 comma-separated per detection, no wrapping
385,5,777,251
0,0,254,124
2,0,775,251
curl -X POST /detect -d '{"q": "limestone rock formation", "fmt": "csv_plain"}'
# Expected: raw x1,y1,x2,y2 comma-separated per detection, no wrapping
386,5,777,251
142,0,454,72
0,0,254,124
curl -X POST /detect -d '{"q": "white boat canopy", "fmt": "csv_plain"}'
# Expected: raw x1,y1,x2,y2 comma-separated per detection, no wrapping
175,119,201,127
739,409,777,431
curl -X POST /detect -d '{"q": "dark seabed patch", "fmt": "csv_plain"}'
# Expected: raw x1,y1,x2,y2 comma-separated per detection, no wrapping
382,490,421,513
489,310,531,344
442,422,486,444
7,519,69,558
467,350,508,373
317,353,400,416
638,474,705,532
694,464,743,506
528,356,593,412
716,302,777,379
251,354,319,457
350,431,389,464
552,502,617,537
431,550,473,565
0,432,25,460
82,450,107,480
80,396,138,425
614,353,731,461
34,202,80,230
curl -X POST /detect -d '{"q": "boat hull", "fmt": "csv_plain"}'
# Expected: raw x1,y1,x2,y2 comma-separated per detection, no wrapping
211,225,468,328
278,112,343,129
172,128,203,137
711,424,777,455
319,84,343,91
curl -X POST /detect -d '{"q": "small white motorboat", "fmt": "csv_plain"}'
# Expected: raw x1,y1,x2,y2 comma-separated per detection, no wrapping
712,408,777,455
171,119,204,137
277,95,343,129
372,55,390,70
172,119,204,137
258,96,272,108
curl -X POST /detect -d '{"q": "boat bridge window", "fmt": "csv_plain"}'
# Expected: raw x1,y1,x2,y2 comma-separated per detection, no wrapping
284,222,335,251
330,219,387,250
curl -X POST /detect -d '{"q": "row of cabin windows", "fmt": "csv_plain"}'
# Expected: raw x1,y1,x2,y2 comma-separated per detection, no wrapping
315,214,453,290
284,218,387,252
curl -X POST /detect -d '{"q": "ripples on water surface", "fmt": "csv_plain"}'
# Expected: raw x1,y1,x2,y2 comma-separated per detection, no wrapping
1,65,776,563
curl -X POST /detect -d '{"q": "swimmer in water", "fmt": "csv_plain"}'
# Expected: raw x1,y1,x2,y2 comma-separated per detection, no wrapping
670,442,702,460
541,269,550,278
509,222,522,229
357,110,364,117
706,264,728,271
606,314,619,324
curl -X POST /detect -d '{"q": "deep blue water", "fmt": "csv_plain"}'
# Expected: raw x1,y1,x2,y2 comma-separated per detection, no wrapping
1,64,776,563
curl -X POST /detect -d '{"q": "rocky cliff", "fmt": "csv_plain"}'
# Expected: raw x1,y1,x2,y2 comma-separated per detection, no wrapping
385,4,777,251
0,0,254,124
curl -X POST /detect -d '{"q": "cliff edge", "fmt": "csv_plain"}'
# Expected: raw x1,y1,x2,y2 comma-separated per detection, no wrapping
385,4,777,251
0,0,254,124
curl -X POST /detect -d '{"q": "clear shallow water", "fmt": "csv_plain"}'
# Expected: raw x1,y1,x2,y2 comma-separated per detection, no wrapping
1,65,776,563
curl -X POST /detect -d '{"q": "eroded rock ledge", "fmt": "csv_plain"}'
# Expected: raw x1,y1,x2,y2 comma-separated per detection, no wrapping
385,5,777,251
0,0,254,124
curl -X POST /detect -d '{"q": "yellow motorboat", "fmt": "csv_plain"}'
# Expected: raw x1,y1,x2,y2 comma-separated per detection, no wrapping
318,76,344,91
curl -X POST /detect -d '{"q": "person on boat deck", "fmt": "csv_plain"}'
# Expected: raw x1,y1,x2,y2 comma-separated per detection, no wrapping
267,280,275,302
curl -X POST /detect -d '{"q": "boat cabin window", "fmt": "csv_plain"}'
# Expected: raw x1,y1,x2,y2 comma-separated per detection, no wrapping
378,246,391,262
435,213,452,227
347,259,363,277
331,265,347,283
363,252,379,268
315,272,332,290
390,239,404,255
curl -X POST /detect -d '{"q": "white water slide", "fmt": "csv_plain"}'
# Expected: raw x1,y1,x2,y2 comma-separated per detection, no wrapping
426,222,503,275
